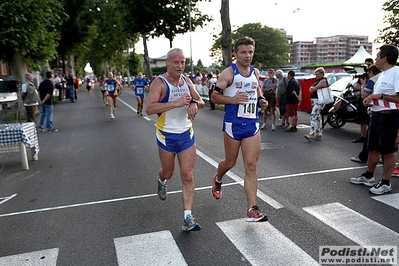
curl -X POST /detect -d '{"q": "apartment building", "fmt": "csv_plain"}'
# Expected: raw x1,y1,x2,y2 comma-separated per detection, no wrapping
290,35,373,67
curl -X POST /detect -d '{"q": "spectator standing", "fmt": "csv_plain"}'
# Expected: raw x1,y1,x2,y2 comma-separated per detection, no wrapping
352,58,375,143
74,75,80,101
146,48,205,231
66,73,75,103
364,57,374,69
206,73,217,110
21,73,40,123
350,44,399,194
261,69,278,130
284,70,301,132
210,36,268,222
53,73,62,101
61,74,67,101
350,65,381,163
275,69,289,129
304,67,328,141
38,71,58,132
131,72,148,116
193,71,202,84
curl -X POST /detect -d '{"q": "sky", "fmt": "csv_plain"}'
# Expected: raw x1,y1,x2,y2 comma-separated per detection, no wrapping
134,0,389,67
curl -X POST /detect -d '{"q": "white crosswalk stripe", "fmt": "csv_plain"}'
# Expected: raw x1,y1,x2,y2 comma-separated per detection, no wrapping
0,248,58,266
216,219,320,265
1,200,399,265
303,202,399,263
371,193,399,210
114,230,187,266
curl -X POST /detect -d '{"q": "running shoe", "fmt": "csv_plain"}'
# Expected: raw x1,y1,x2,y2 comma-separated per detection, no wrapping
157,179,167,201
369,180,392,195
271,124,276,131
246,205,268,222
110,114,115,119
181,214,201,231
392,166,399,177
211,174,222,199
350,175,375,187
260,123,266,130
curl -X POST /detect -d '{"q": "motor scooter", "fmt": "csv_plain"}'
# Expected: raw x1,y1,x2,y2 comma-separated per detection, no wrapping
324,79,359,128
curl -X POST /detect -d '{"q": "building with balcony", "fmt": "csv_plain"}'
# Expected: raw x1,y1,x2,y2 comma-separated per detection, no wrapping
289,35,373,67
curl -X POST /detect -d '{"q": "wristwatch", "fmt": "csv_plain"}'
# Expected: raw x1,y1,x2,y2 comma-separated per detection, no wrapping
380,93,385,100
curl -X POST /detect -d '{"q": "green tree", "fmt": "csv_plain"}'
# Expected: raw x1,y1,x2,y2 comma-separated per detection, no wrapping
0,0,66,80
127,52,145,76
123,0,212,78
211,23,290,69
376,1,399,46
84,0,135,76
54,0,98,74
196,59,204,68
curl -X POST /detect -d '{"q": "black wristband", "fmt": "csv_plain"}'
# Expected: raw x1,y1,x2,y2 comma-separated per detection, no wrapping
214,86,223,93
258,96,266,101
380,93,385,100
190,99,199,106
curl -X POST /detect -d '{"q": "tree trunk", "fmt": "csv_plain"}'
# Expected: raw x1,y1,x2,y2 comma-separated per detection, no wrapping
8,51,28,117
9,51,27,82
220,0,232,68
142,34,152,79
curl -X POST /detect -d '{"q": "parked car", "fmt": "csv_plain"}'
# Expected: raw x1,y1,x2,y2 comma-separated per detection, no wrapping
325,73,352,87
329,76,357,98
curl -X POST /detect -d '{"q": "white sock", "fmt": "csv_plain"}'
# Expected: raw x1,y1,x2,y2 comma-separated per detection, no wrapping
184,210,192,219
159,178,166,184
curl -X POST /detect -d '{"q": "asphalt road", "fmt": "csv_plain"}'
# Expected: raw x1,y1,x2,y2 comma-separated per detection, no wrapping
0,85,398,266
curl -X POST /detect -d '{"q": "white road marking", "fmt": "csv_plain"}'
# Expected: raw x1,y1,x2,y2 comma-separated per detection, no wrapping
303,202,399,262
0,166,369,218
0,248,58,266
118,98,151,120
0,193,17,205
371,193,399,210
114,230,187,266
197,149,284,209
217,219,320,265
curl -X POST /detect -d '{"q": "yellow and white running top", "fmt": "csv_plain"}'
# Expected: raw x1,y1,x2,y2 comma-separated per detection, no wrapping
156,76,192,133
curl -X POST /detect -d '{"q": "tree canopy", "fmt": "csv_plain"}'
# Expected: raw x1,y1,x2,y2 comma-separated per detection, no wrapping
0,0,66,79
211,23,290,69
376,0,399,46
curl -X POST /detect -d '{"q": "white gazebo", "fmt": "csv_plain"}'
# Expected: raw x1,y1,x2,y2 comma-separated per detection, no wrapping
344,46,373,64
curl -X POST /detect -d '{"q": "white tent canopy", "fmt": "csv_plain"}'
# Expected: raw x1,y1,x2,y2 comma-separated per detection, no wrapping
344,46,373,64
